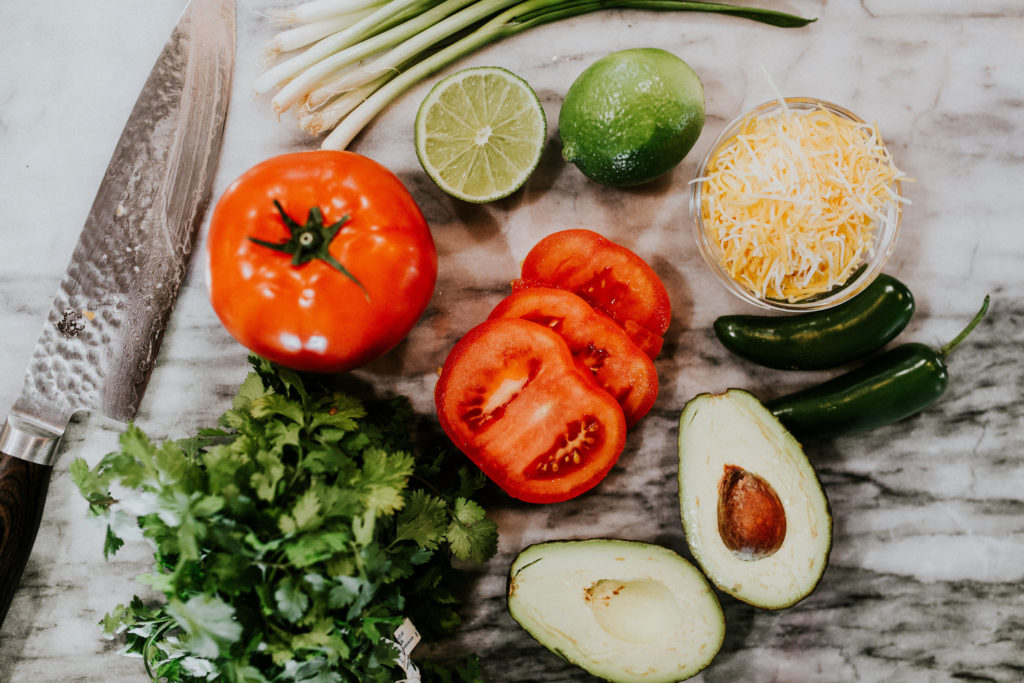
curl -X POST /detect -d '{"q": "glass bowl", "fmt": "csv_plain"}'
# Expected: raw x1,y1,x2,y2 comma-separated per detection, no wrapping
690,97,903,312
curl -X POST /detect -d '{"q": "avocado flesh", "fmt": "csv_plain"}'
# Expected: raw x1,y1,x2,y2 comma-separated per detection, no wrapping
677,389,832,609
507,538,725,683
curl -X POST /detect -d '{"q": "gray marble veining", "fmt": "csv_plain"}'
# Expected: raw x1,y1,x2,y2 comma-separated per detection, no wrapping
1,1,1023,681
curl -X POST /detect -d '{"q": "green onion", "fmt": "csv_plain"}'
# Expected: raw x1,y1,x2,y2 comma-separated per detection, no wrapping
259,0,815,150
265,0,389,24
255,0,436,94
265,9,379,54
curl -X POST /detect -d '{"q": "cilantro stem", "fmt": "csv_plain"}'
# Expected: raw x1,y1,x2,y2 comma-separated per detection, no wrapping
142,618,175,680
411,473,446,499
74,357,499,681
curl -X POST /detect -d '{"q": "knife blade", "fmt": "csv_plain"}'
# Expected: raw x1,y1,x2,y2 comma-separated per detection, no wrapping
0,0,235,624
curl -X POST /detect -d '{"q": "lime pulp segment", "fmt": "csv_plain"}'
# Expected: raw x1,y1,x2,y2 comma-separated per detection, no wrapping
416,67,546,203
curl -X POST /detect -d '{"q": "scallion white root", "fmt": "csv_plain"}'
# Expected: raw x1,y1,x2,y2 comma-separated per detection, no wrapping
258,0,816,149
265,10,377,54
266,0,389,25
298,73,396,135
270,0,485,114
255,0,437,94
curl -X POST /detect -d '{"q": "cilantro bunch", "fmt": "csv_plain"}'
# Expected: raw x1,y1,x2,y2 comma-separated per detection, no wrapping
72,357,497,682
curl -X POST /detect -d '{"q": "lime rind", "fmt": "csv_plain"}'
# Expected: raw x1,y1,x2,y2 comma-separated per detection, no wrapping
558,48,705,188
415,66,547,203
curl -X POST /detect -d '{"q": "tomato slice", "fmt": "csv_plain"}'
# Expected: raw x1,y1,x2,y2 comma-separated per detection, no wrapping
435,318,627,504
621,319,665,359
487,287,658,427
517,229,671,357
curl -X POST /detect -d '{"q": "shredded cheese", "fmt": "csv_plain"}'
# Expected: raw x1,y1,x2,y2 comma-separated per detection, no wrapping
696,103,907,302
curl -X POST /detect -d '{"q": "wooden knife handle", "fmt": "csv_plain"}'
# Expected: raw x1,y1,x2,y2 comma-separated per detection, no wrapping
0,451,52,626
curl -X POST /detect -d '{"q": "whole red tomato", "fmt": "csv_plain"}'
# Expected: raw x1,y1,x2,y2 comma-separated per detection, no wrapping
206,151,437,372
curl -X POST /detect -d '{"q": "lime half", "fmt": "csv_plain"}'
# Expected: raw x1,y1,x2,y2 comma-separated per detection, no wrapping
415,66,546,203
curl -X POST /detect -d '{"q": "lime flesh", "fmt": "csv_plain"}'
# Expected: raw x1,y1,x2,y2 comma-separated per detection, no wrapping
415,66,547,203
559,48,705,187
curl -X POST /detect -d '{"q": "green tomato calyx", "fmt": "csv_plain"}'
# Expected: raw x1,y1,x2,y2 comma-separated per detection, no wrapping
250,200,368,298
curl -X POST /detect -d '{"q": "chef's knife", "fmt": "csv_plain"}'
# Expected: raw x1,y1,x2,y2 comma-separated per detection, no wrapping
0,0,235,625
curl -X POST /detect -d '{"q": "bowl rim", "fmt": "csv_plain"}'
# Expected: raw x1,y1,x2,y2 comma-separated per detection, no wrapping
689,96,903,312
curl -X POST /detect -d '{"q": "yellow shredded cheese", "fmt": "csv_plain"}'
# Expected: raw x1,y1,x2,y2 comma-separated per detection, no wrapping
697,103,906,302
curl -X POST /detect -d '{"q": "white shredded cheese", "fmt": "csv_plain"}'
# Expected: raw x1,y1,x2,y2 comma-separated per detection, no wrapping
697,104,907,302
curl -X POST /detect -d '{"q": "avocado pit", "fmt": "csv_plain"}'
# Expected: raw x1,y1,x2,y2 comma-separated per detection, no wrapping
717,465,786,560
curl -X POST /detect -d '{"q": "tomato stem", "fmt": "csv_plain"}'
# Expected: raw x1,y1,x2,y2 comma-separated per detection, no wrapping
250,200,369,299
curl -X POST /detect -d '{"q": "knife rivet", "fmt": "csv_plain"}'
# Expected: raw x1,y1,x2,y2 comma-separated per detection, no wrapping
56,309,87,338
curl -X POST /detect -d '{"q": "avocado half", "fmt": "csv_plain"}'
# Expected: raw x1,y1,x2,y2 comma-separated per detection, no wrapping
507,538,725,683
677,389,832,609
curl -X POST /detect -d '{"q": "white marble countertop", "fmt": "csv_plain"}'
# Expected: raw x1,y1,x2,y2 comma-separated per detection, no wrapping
2,1,1023,681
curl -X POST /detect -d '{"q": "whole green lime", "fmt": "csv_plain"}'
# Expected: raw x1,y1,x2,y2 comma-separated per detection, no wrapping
559,48,705,187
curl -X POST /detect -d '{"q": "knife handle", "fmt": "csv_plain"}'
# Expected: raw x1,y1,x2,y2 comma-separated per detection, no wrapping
0,451,52,626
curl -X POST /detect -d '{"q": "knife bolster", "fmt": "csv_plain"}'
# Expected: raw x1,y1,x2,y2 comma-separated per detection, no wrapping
0,417,62,467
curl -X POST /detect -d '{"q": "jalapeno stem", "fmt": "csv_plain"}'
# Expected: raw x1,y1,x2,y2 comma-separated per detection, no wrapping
939,295,990,359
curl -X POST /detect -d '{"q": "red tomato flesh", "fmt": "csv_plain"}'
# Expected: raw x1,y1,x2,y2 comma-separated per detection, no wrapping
517,229,671,358
487,287,658,427
435,318,627,504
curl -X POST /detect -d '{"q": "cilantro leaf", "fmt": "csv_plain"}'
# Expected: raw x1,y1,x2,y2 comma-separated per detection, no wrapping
283,531,349,568
250,393,305,424
355,448,414,516
103,525,125,559
275,576,310,623
446,498,499,563
251,450,286,502
69,457,109,509
73,355,497,681
394,490,449,550
165,594,243,659
283,488,323,534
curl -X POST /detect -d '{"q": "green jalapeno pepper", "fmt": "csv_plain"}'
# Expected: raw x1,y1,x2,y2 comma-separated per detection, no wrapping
714,274,915,370
766,296,990,437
